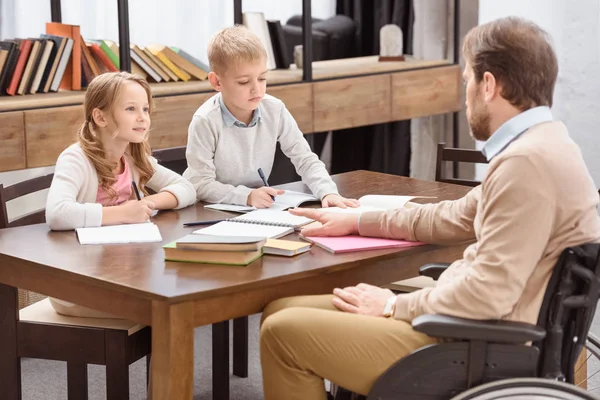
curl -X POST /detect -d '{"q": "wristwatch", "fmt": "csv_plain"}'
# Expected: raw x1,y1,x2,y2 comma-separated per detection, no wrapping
382,295,397,318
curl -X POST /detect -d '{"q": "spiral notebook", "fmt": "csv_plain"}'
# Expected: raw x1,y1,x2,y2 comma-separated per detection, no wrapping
193,210,313,239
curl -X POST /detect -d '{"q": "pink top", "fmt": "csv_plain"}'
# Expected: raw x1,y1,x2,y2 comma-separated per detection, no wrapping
95,157,133,206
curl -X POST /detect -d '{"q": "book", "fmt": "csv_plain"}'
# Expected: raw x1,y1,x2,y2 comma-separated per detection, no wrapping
130,49,161,82
146,47,190,81
132,45,170,81
0,41,18,94
204,190,319,213
300,235,425,254
142,46,178,81
76,223,162,245
243,12,277,70
175,235,266,252
50,37,73,92
6,39,32,96
28,39,54,94
263,239,311,256
147,44,207,80
45,22,81,90
163,242,262,266
267,20,291,69
170,47,209,74
80,36,100,77
18,39,41,95
39,34,67,93
194,210,313,239
317,194,434,215
384,275,436,293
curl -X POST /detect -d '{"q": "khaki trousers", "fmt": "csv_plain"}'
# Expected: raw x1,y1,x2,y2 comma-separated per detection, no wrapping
260,294,438,400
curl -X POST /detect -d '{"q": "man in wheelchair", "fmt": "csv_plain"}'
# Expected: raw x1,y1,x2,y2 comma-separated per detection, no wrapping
260,16,600,400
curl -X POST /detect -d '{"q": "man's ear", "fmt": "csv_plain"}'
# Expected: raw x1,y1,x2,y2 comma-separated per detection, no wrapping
92,108,108,127
208,72,223,92
482,71,499,102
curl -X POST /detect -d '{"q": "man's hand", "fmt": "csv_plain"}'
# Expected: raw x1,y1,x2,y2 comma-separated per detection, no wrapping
321,194,361,209
247,187,285,208
332,283,396,317
289,208,360,236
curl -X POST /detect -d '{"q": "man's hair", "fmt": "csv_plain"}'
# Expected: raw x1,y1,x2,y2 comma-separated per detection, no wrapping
207,25,267,74
462,16,558,110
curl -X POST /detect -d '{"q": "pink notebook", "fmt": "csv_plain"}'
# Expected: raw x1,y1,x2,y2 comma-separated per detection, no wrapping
302,235,424,254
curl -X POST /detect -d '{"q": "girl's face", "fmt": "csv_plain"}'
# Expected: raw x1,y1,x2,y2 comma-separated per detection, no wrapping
108,81,151,143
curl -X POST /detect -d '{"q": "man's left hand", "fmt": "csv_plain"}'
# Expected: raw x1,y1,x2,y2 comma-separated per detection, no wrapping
332,283,396,317
321,194,360,209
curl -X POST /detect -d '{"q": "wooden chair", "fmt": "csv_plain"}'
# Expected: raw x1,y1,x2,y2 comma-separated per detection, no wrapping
0,173,151,399
152,146,249,400
435,142,488,187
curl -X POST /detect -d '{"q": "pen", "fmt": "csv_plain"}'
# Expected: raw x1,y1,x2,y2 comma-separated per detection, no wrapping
183,219,226,227
257,168,275,200
132,181,142,201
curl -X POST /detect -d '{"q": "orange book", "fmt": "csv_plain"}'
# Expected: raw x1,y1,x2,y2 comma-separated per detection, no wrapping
88,43,118,72
45,22,81,90
6,39,33,96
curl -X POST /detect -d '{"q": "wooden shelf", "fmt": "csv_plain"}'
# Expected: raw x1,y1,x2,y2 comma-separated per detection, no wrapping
0,56,450,112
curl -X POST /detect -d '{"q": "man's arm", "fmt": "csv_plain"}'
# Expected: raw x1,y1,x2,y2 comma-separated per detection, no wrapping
392,156,556,321
358,185,481,245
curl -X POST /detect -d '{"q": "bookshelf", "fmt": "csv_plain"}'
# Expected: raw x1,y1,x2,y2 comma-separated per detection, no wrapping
0,0,463,173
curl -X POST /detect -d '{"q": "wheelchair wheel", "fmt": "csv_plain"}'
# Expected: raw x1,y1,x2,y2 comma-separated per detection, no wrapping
451,378,597,400
579,332,600,393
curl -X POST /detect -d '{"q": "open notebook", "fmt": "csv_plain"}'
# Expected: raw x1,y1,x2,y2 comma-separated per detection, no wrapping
193,210,313,239
204,190,319,213
317,195,434,214
76,223,162,245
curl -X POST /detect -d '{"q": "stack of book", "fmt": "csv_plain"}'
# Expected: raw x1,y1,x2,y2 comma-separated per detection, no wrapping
0,22,209,96
163,235,312,266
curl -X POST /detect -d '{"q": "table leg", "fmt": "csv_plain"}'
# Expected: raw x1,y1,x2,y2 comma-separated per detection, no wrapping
151,301,194,400
0,283,21,400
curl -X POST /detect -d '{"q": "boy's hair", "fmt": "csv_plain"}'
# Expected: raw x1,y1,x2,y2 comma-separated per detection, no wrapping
208,25,267,74
78,71,154,200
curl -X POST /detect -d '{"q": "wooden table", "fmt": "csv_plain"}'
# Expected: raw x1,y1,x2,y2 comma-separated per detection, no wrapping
0,171,472,400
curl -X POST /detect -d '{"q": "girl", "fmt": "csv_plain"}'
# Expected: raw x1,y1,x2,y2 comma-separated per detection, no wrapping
46,71,196,317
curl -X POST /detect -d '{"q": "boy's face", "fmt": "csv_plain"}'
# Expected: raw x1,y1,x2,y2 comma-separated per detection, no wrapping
210,57,268,114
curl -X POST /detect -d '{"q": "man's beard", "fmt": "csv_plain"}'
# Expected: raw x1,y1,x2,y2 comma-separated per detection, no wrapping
468,101,492,141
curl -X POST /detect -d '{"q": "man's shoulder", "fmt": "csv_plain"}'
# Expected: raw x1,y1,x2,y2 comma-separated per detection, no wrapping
497,121,571,162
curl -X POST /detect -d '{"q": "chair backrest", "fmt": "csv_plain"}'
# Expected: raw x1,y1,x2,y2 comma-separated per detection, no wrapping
0,173,54,229
534,243,600,383
435,142,488,187
152,146,187,175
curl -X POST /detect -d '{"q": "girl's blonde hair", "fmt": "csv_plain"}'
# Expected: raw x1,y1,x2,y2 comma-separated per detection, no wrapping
78,71,154,200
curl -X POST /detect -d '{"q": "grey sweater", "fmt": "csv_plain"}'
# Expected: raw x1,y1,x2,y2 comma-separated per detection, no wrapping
183,93,338,205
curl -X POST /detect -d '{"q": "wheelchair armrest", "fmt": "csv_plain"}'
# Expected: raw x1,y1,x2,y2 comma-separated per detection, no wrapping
419,263,451,280
412,314,547,343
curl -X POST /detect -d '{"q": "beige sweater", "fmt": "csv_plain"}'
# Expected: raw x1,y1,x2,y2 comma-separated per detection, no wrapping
359,121,600,325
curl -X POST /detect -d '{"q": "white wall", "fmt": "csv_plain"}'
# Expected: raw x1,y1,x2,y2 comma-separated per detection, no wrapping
477,0,600,186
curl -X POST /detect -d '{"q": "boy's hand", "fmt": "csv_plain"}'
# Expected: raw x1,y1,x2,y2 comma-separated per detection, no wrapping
247,187,285,208
321,194,361,209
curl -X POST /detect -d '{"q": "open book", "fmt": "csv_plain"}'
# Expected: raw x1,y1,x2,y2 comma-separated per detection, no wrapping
193,210,314,239
318,195,434,214
204,190,319,213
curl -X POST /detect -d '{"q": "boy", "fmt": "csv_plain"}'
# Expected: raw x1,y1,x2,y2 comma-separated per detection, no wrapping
183,26,358,209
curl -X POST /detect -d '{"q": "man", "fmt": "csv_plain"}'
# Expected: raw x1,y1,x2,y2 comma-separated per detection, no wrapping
259,17,600,400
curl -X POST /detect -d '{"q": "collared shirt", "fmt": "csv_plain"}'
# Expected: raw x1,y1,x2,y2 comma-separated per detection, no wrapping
219,94,261,128
482,106,553,161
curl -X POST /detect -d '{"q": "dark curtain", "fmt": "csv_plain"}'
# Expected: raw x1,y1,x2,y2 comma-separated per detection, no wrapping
331,0,414,176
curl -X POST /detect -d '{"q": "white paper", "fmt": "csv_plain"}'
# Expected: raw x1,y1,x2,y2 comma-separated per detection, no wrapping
204,204,256,213
76,223,162,245
271,190,318,209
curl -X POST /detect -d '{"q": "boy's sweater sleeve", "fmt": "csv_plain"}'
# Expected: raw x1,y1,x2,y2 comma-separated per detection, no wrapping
277,105,338,199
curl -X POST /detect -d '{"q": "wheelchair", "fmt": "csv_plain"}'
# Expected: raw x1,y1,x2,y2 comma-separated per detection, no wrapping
334,243,600,400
